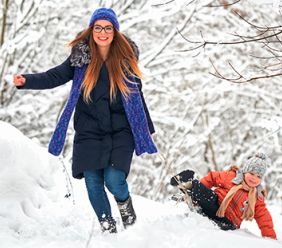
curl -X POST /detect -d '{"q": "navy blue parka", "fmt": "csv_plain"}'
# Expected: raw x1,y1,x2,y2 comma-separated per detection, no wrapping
18,46,155,179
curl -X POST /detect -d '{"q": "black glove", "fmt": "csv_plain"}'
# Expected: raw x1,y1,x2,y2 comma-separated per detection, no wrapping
170,170,195,186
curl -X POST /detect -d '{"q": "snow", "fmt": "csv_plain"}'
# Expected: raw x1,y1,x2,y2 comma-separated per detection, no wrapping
2,0,282,203
1,0,282,246
0,121,282,248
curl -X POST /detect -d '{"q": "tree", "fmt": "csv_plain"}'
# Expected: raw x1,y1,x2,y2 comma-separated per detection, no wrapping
1,0,282,203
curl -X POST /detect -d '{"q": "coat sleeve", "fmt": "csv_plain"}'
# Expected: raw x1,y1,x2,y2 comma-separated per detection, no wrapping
254,200,277,239
135,77,155,134
200,171,222,188
17,56,74,90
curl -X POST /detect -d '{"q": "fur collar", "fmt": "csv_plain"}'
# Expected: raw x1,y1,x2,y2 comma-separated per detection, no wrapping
70,36,139,67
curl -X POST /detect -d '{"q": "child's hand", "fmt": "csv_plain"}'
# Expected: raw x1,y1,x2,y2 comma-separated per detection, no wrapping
13,74,26,86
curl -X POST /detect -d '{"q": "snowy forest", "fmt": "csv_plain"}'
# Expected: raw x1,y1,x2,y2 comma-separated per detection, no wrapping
1,0,282,247
1,0,282,207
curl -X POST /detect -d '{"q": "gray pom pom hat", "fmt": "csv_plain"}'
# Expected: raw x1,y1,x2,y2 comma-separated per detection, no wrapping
232,153,269,198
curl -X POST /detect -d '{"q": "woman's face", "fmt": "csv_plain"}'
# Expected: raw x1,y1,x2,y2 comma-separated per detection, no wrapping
92,20,114,49
244,172,261,187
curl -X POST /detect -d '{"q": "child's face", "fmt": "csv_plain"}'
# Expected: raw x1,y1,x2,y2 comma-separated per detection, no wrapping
244,172,261,187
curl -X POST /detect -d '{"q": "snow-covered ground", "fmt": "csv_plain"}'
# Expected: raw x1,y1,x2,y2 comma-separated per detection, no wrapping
0,121,281,248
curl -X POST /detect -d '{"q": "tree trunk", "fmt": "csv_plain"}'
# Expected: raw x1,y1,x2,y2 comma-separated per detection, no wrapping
0,0,9,46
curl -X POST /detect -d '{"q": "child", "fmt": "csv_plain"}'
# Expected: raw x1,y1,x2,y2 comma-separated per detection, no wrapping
170,153,277,239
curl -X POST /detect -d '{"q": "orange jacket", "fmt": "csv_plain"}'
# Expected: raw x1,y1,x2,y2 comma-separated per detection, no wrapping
200,169,276,239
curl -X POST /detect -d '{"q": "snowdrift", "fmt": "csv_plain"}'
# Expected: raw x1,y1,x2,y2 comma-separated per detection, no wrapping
0,121,281,248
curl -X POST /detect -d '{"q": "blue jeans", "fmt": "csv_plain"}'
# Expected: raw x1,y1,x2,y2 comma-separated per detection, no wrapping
84,167,129,221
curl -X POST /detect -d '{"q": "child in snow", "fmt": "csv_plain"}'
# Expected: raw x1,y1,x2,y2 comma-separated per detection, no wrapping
170,153,276,239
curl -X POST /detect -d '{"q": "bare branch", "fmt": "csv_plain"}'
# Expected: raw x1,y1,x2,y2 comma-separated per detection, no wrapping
261,39,282,53
209,58,242,82
205,0,241,8
186,0,197,6
151,0,175,7
142,8,197,66
232,9,282,31
231,29,269,40
210,57,282,83
249,54,282,60
228,61,245,79
178,29,282,50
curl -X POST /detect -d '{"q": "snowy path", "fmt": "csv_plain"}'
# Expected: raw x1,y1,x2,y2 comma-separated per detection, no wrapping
0,121,281,248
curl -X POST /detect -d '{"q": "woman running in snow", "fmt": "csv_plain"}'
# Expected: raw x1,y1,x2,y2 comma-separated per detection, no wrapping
13,8,157,233
170,153,276,239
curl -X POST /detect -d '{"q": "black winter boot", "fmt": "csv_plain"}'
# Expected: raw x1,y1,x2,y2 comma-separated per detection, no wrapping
170,169,195,189
99,217,117,234
117,196,136,228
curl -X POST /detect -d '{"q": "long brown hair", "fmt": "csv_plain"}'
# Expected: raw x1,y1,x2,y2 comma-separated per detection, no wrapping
68,27,142,103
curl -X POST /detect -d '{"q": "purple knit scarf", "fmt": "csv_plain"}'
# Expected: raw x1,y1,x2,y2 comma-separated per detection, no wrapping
48,54,157,156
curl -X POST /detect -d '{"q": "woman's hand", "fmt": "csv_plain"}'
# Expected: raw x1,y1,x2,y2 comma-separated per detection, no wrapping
13,74,26,86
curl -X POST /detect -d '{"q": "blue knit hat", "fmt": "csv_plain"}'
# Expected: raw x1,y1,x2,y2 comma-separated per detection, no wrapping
89,8,120,30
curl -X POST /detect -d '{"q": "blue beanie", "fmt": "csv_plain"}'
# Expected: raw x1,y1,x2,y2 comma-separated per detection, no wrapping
89,8,120,30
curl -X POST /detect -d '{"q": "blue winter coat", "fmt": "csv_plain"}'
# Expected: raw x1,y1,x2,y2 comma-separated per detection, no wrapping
18,56,155,179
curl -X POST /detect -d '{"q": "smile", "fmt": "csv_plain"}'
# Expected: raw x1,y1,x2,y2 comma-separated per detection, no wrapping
98,37,109,41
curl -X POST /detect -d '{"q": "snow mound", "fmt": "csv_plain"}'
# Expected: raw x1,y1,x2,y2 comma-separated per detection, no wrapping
0,121,59,233
0,121,281,248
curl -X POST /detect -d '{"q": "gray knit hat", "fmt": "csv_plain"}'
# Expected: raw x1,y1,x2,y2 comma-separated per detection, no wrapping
242,153,268,178
232,153,269,198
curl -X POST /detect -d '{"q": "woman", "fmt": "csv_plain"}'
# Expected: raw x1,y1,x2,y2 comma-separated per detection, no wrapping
13,8,157,233
170,153,276,239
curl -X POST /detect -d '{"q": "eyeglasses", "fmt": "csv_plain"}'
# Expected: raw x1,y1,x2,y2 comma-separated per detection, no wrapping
93,25,114,34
